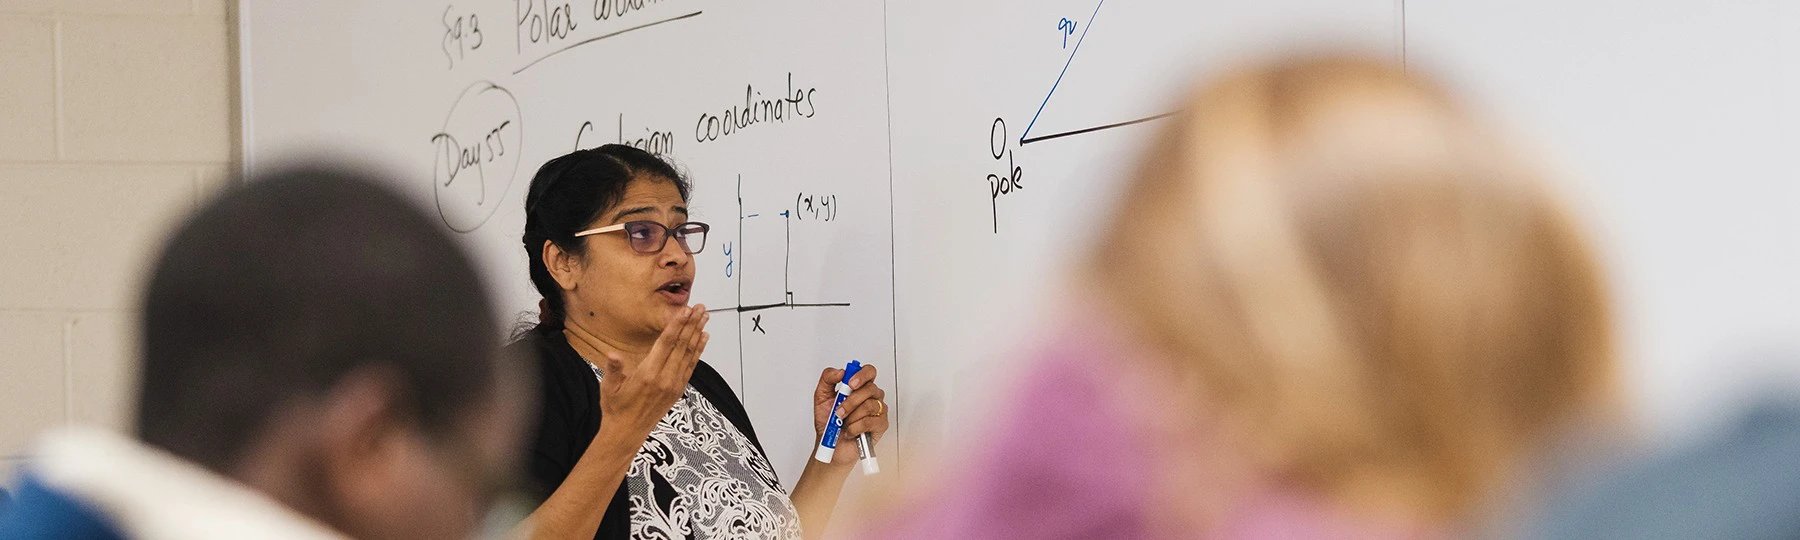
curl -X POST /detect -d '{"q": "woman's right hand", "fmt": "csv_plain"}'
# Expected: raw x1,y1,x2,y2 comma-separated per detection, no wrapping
597,305,710,437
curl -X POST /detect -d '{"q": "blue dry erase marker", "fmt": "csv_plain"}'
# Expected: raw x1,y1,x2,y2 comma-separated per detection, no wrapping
815,360,880,474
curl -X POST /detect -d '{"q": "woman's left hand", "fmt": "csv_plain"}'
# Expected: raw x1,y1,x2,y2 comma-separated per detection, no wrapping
811,364,889,466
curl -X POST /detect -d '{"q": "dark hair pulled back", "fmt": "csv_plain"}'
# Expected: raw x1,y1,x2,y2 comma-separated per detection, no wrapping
523,144,689,332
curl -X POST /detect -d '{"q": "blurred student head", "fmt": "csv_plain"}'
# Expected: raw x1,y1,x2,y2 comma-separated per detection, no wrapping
136,165,530,539
1088,55,1618,522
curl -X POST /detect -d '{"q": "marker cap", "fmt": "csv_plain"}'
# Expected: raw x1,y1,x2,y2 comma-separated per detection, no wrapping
855,433,880,475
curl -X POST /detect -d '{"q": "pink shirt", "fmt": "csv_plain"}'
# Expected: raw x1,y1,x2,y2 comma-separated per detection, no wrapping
864,320,1435,539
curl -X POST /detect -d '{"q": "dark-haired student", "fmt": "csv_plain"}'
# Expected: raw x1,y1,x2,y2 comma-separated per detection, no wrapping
510,145,890,540
0,167,530,540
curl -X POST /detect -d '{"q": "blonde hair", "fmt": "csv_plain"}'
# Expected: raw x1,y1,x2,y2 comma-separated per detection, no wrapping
1089,55,1617,520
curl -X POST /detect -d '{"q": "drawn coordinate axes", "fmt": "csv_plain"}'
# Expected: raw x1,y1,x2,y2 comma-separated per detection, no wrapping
1016,0,1177,146
709,175,853,317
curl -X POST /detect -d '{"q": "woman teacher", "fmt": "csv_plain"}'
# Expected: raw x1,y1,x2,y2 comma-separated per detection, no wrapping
509,144,890,539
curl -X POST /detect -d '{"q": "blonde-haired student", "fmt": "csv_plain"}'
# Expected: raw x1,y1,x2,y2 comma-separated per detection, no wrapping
869,54,1620,539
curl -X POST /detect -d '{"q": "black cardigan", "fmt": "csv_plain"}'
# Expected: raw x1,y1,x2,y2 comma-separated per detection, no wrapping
509,326,769,539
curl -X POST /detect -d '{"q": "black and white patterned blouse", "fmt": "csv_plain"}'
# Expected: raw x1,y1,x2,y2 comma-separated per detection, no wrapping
512,327,802,539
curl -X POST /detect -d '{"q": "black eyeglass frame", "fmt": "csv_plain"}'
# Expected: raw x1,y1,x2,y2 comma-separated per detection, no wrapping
574,221,710,255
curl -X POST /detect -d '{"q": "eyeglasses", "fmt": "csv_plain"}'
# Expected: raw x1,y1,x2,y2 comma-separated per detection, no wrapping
575,221,710,254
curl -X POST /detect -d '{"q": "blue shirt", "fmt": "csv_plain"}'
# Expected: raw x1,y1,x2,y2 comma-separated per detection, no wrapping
0,473,127,540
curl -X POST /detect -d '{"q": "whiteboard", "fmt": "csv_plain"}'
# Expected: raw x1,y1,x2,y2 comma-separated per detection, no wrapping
241,0,1399,487
881,0,1398,446
242,0,899,488
244,0,1800,492
1405,0,1800,447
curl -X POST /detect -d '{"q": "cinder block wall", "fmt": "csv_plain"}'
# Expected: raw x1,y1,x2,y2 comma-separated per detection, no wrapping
0,0,236,474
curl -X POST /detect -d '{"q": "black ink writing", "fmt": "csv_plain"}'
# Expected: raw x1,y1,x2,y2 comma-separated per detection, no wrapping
694,73,818,143
795,192,838,222
515,0,578,53
574,114,675,155
986,117,1024,233
593,0,671,21
441,5,484,69
431,119,512,205
618,113,674,155
430,81,524,233
510,10,701,75
703,174,854,317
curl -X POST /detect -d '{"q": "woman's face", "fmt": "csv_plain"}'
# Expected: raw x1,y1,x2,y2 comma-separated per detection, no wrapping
565,176,696,339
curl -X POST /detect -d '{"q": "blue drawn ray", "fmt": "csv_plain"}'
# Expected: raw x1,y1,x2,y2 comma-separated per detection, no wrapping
1019,0,1108,144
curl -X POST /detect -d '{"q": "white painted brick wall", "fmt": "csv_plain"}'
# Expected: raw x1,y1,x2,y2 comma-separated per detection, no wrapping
0,0,236,477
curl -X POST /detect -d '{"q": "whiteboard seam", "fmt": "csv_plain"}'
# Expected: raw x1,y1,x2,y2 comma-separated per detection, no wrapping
237,0,255,173
1399,0,1408,70
879,0,901,462
738,175,746,401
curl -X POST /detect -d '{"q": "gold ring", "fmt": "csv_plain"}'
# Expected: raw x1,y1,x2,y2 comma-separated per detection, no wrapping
875,400,886,417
